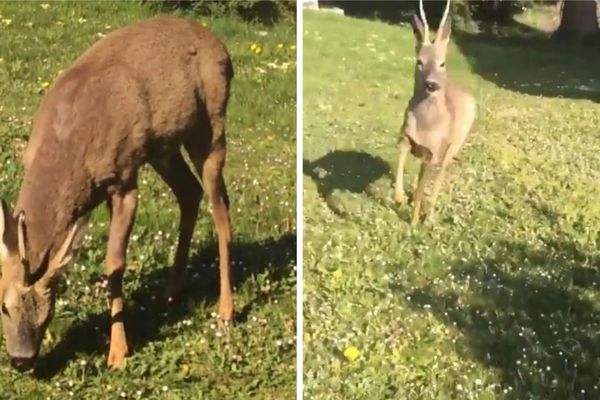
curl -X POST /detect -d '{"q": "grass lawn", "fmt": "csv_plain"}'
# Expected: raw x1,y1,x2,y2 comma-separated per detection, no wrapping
0,2,296,399
303,8,600,400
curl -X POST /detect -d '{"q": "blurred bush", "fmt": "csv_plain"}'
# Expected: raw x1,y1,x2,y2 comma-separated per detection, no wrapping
463,0,557,24
154,0,296,24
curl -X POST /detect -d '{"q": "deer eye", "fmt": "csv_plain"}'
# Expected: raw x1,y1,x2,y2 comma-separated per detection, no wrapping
1,303,9,318
416,60,423,69
440,62,446,68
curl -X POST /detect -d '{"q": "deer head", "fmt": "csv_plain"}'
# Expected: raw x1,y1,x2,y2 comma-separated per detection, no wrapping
0,200,80,372
412,0,452,96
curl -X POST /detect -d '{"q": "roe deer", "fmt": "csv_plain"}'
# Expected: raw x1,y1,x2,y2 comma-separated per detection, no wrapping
0,17,234,371
394,0,476,226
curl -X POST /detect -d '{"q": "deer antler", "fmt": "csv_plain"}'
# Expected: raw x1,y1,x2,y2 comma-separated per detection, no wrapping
418,0,430,43
436,0,451,41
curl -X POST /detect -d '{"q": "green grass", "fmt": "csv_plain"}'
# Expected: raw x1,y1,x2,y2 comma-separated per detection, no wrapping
0,2,296,399
303,9,600,400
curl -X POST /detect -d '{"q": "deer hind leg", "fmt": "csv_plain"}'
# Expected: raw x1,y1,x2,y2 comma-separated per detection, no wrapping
412,158,427,193
151,152,203,301
411,161,432,226
424,144,459,223
394,136,411,204
185,72,234,328
186,124,233,328
105,185,138,369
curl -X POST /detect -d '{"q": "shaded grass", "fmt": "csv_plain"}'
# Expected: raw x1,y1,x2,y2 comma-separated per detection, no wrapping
0,1,296,398
303,9,600,400
453,26,600,102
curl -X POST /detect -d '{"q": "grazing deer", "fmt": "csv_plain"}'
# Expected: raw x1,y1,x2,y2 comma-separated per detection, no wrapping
394,0,476,225
0,17,234,371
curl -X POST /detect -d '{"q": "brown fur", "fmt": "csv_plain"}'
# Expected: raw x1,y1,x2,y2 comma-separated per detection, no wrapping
0,16,235,371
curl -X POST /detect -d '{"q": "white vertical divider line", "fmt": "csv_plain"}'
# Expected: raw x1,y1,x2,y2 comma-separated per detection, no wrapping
296,1,304,399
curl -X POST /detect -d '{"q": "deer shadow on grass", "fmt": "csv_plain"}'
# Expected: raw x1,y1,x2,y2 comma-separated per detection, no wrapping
33,232,296,379
394,205,600,398
303,150,392,216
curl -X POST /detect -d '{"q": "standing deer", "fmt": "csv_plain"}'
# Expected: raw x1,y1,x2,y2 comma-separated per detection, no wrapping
394,0,476,225
0,17,234,371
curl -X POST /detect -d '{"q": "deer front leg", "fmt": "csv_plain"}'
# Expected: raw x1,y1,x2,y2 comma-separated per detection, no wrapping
394,136,411,204
423,144,459,223
105,188,138,369
411,161,431,226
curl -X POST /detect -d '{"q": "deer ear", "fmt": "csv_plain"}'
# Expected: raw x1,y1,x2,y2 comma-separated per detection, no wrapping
0,200,16,261
412,14,427,43
437,18,451,43
16,212,28,263
35,222,81,291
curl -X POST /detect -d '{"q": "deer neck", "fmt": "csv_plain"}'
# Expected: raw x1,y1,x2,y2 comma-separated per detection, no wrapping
14,146,93,270
410,87,452,133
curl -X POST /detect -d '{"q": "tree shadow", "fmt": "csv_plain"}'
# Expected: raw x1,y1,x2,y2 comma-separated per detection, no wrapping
33,232,296,379
452,17,600,102
303,150,392,216
319,1,600,102
394,204,600,398
405,261,600,398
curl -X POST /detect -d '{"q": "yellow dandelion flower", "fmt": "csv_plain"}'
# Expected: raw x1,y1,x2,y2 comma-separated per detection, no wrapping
277,43,284,49
332,268,342,278
250,43,258,51
343,346,361,362
290,45,296,50
41,81,50,89
254,46,262,55
181,364,190,375
201,21,207,27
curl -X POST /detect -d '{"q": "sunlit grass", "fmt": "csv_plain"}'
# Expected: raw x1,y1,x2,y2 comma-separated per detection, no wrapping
304,9,600,400
0,2,296,398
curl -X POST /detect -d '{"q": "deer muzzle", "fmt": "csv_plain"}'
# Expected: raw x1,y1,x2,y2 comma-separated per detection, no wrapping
10,356,35,372
425,80,440,93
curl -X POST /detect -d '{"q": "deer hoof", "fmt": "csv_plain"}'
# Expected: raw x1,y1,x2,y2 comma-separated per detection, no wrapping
107,343,128,369
410,216,420,227
394,191,406,204
217,318,234,334
411,210,426,227
218,307,234,324
217,300,234,333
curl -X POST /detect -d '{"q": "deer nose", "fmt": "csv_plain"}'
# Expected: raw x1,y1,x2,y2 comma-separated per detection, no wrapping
10,356,35,372
425,80,440,92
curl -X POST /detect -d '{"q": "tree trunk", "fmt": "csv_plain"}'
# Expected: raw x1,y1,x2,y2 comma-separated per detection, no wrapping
554,0,598,42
